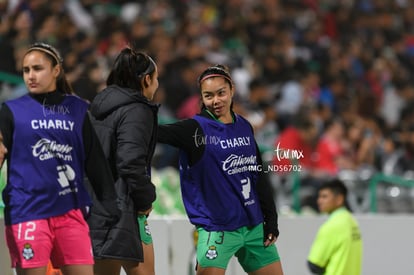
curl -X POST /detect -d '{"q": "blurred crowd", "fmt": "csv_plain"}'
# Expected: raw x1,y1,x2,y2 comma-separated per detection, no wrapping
1,0,414,211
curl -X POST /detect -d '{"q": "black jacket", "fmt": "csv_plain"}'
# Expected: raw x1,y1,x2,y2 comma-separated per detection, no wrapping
86,85,158,261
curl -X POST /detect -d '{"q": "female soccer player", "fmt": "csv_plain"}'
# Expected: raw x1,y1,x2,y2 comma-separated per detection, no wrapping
0,42,118,275
158,64,284,275
87,47,159,275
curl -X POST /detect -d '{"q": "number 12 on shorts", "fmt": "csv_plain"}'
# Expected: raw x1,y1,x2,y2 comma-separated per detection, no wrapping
18,222,36,240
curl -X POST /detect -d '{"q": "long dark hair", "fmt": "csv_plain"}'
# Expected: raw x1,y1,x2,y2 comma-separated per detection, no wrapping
106,47,156,93
25,42,73,95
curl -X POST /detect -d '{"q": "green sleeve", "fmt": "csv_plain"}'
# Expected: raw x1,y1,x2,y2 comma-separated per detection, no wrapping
308,222,337,267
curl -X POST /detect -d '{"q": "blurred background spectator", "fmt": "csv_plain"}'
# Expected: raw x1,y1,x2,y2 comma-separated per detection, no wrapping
1,0,414,214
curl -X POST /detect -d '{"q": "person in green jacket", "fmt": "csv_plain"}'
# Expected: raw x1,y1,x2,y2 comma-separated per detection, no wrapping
308,179,363,275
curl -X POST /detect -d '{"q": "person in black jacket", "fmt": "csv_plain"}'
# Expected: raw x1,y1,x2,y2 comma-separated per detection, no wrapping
0,131,6,169
157,65,284,275
87,47,159,275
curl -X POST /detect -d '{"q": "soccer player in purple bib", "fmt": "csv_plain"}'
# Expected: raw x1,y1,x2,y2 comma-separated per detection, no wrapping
158,65,284,275
0,42,118,275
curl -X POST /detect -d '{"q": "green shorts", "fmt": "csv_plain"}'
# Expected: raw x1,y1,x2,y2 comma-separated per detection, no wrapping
138,215,153,245
196,223,280,272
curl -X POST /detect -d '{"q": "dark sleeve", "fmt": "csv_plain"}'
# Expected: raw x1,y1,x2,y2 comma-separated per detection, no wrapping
83,112,120,219
157,118,199,147
158,118,205,166
0,104,13,151
307,260,325,274
255,141,279,239
117,104,156,211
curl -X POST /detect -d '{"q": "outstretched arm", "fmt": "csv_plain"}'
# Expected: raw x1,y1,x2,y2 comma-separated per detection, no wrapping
158,118,205,166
